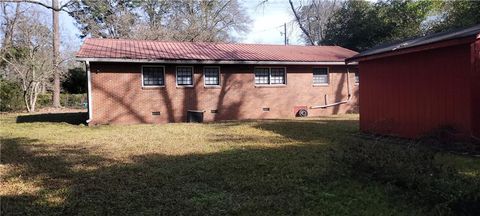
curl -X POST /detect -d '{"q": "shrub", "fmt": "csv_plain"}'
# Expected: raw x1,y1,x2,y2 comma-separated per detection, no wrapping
329,138,480,215
62,67,86,94
36,93,52,108
61,93,87,108
0,79,24,111
37,93,87,109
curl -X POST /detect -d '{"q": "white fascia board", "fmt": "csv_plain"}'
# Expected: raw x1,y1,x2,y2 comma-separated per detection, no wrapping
76,57,357,65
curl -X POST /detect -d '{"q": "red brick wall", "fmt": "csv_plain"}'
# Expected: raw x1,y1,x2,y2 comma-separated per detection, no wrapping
89,63,358,124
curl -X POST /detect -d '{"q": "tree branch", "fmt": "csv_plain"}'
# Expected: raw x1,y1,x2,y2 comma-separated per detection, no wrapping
289,0,315,45
1,0,73,12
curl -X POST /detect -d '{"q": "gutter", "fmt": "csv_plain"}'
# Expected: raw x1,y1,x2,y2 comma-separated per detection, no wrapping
310,64,352,109
75,57,356,66
85,61,93,123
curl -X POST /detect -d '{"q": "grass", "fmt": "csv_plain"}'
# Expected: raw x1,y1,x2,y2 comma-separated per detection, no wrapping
0,113,478,215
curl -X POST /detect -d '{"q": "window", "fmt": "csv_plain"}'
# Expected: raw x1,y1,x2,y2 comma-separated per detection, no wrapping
255,68,270,84
270,68,286,84
204,67,220,86
142,66,165,86
254,67,286,85
313,68,329,85
176,66,193,86
355,72,359,84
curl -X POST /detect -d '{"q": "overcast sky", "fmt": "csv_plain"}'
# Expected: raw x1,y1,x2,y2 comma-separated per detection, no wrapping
242,0,302,45
49,0,304,52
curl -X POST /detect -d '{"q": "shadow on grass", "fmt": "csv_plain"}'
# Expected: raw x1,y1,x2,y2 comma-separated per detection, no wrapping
254,119,359,142
0,119,432,215
16,112,88,125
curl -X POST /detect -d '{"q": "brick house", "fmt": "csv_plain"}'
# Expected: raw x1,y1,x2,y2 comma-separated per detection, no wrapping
76,38,359,125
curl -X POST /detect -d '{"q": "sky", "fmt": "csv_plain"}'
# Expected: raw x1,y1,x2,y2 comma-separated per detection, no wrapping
17,0,304,52
241,0,303,45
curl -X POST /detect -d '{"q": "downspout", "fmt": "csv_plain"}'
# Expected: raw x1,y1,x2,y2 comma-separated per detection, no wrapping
310,64,352,109
85,61,93,123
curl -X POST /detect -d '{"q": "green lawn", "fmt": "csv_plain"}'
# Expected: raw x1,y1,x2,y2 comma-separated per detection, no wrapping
1,113,478,215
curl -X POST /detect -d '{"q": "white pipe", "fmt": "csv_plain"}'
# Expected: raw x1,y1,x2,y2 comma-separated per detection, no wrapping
86,61,93,123
310,67,351,109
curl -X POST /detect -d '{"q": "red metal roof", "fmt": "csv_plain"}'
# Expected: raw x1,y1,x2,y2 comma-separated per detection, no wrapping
348,24,480,62
77,38,357,62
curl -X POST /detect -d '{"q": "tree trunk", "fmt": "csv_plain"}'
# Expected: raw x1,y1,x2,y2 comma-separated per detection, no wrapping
52,0,61,108
30,82,40,112
24,90,31,112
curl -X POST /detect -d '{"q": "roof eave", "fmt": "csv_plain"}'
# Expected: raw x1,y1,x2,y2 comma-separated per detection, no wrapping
76,57,357,65
347,35,477,63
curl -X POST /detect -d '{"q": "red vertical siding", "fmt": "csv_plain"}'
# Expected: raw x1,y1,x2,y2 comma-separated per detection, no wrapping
472,39,480,138
360,43,473,138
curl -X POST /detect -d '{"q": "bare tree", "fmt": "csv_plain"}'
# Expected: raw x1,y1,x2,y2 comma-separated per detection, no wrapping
167,0,251,42
1,10,54,112
289,0,341,45
68,0,251,42
1,2,22,49
2,0,74,108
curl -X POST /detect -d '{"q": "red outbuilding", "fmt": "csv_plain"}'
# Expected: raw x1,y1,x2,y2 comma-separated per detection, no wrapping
347,24,480,139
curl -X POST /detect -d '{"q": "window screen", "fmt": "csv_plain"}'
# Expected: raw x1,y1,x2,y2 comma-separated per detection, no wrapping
270,68,285,84
255,68,270,84
204,67,220,85
176,66,193,85
355,72,359,84
313,68,329,84
142,66,165,86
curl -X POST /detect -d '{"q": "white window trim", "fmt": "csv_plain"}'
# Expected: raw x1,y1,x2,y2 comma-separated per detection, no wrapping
312,67,329,86
176,66,195,87
141,65,166,88
354,72,360,85
203,66,221,87
254,66,287,86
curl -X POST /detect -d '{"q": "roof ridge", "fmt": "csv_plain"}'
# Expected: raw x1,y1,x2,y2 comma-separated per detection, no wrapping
84,38,340,48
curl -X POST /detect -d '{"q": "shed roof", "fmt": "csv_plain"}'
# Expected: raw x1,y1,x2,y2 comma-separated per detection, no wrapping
347,24,480,62
76,38,357,64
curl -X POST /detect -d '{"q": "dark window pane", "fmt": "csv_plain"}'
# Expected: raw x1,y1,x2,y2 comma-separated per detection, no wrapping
313,68,328,84
270,68,285,84
255,68,270,84
177,66,193,85
355,72,359,84
143,66,164,86
204,67,220,85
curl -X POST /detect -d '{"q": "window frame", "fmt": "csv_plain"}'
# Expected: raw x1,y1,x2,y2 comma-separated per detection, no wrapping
254,66,287,86
354,72,359,85
312,67,329,86
141,65,166,88
175,66,195,87
203,66,221,87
